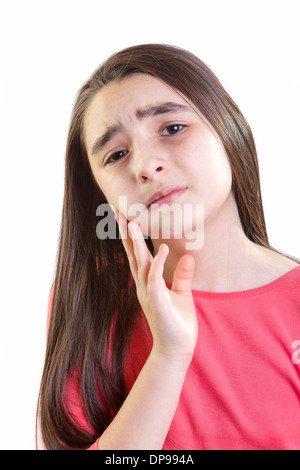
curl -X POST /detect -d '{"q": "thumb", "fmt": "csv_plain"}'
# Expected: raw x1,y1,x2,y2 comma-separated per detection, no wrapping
171,254,195,296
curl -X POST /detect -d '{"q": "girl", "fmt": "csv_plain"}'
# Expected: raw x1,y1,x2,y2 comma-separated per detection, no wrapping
38,44,300,450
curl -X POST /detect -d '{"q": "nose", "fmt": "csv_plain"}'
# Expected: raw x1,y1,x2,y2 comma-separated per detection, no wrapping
138,165,164,183
134,144,167,183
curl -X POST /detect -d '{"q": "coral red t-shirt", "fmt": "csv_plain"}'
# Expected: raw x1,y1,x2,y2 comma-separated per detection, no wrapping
48,266,300,450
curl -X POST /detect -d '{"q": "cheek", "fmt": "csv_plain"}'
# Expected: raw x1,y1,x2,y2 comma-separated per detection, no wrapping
183,137,232,201
89,163,138,221
204,158,233,218
92,171,119,209
204,156,232,205
95,177,134,221
210,154,232,191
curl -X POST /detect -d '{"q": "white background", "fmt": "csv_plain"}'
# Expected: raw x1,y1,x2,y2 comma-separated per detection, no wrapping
0,0,299,450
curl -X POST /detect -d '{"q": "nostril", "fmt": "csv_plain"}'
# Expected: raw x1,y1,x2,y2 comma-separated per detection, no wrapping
138,165,164,182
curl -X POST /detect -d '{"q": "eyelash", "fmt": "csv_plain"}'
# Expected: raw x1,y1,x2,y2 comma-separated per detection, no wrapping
104,123,186,166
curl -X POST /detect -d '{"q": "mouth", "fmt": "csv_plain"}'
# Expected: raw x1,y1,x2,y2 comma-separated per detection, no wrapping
146,185,187,208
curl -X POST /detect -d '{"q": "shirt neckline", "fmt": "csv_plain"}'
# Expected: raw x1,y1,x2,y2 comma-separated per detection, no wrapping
165,265,300,300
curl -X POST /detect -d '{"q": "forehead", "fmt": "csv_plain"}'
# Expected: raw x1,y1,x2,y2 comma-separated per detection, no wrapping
83,74,192,130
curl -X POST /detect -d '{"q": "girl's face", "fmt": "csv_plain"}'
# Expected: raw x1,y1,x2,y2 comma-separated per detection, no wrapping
83,73,232,242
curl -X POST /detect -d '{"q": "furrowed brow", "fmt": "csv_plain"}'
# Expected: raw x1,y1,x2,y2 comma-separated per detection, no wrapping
136,102,191,119
91,123,122,156
91,102,191,157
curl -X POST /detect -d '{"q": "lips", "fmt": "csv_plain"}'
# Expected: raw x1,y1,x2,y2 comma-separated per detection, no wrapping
145,185,187,208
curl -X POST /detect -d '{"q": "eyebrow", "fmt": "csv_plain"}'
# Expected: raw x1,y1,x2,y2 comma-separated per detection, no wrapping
136,102,190,119
91,124,122,156
91,101,191,156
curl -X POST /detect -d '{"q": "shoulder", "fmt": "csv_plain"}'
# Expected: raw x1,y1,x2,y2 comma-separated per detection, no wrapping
251,244,299,285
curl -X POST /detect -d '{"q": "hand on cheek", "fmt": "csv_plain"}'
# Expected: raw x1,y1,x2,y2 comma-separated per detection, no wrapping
115,211,198,363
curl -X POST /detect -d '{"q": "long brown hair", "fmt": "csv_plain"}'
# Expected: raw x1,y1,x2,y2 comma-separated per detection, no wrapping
38,44,271,449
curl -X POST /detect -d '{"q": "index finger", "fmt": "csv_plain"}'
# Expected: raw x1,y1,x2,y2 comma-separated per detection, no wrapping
115,212,143,284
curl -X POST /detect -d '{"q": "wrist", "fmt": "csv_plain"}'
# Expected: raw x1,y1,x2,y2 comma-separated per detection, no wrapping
149,347,193,372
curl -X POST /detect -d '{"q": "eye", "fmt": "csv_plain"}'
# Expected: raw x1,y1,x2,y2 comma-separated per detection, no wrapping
105,149,129,166
161,124,186,136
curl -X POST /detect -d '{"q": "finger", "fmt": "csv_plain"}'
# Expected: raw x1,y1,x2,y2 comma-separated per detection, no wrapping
147,243,169,290
115,210,129,239
115,211,138,277
171,254,195,296
128,221,153,285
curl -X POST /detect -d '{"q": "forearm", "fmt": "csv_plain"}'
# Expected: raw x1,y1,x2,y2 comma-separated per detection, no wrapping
97,351,190,450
